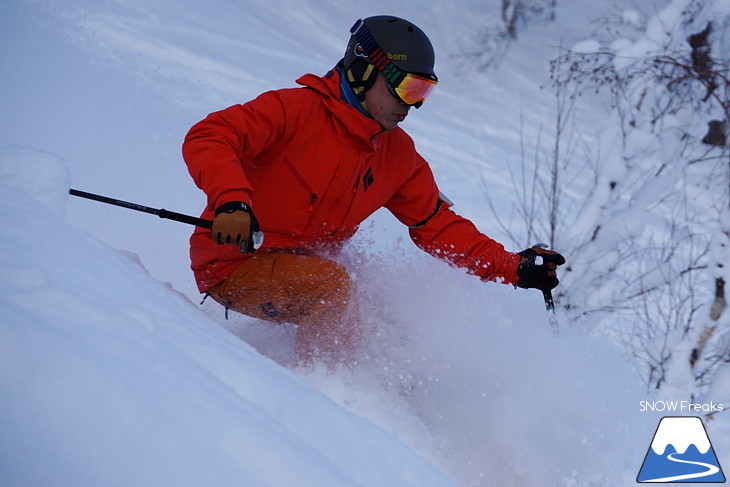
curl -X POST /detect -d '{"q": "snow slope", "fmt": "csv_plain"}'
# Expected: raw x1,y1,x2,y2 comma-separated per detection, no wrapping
0,148,646,486
1,0,728,486
0,178,460,487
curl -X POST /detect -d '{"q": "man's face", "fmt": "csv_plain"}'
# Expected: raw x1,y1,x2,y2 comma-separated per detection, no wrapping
364,73,411,131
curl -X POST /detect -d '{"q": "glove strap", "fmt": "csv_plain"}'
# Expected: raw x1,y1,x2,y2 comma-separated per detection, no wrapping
215,201,253,216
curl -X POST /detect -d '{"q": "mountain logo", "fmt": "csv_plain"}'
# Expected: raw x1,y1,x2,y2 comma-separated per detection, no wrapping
637,416,726,483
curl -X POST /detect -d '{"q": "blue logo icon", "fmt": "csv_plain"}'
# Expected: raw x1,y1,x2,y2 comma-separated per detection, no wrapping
637,416,725,483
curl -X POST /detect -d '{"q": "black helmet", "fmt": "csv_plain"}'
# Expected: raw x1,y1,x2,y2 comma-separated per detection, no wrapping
343,16,438,106
344,16,437,79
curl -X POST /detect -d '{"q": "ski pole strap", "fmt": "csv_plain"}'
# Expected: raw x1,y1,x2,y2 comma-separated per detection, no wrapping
69,189,213,229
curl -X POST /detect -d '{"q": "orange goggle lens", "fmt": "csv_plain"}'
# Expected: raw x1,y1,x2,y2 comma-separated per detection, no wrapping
390,73,438,105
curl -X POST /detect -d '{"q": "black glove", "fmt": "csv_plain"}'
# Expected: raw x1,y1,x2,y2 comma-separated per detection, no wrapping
515,247,566,291
211,201,264,254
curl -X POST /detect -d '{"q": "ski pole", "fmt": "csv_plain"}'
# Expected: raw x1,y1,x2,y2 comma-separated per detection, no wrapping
69,189,213,229
533,242,560,334
542,288,559,334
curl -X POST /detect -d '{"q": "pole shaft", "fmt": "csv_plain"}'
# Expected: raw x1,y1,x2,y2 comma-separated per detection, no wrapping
543,289,559,333
69,189,212,229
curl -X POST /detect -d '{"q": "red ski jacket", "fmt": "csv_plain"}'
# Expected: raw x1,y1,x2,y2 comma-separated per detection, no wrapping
183,69,520,292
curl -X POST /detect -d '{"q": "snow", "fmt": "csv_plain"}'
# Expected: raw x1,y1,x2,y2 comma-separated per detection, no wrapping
0,145,70,216
1,0,728,486
570,40,601,54
0,183,462,487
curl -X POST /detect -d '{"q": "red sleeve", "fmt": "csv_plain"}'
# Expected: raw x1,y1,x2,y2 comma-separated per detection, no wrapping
409,207,521,285
385,148,520,285
182,92,287,211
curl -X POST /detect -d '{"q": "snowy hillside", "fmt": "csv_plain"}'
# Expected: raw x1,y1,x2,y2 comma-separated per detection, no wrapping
2,0,729,486
0,177,462,487
0,152,647,487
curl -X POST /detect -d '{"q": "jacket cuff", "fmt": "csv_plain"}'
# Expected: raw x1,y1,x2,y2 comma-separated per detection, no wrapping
504,251,522,285
212,189,252,211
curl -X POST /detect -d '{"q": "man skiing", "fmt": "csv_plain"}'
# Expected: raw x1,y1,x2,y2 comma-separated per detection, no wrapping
182,15,565,362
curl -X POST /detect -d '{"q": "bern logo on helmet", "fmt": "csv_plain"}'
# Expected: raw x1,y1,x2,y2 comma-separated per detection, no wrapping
387,52,408,61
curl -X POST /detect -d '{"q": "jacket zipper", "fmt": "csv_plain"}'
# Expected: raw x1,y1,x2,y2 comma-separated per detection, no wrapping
283,156,318,211
371,129,385,151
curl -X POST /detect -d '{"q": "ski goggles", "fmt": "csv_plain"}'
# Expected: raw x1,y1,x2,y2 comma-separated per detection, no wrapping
386,72,438,106
350,19,438,106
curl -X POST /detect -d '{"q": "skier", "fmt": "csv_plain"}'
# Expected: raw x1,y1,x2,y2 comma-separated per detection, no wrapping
182,15,565,362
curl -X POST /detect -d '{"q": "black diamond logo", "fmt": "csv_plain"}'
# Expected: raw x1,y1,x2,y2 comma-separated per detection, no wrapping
363,167,374,192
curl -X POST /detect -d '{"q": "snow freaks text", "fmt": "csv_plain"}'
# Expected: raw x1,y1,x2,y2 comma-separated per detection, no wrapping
639,401,724,413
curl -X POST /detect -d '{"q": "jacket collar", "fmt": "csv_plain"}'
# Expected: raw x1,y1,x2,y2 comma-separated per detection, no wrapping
296,68,386,145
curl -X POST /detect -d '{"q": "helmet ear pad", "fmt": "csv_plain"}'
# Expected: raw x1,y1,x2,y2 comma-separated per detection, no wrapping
345,59,378,102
